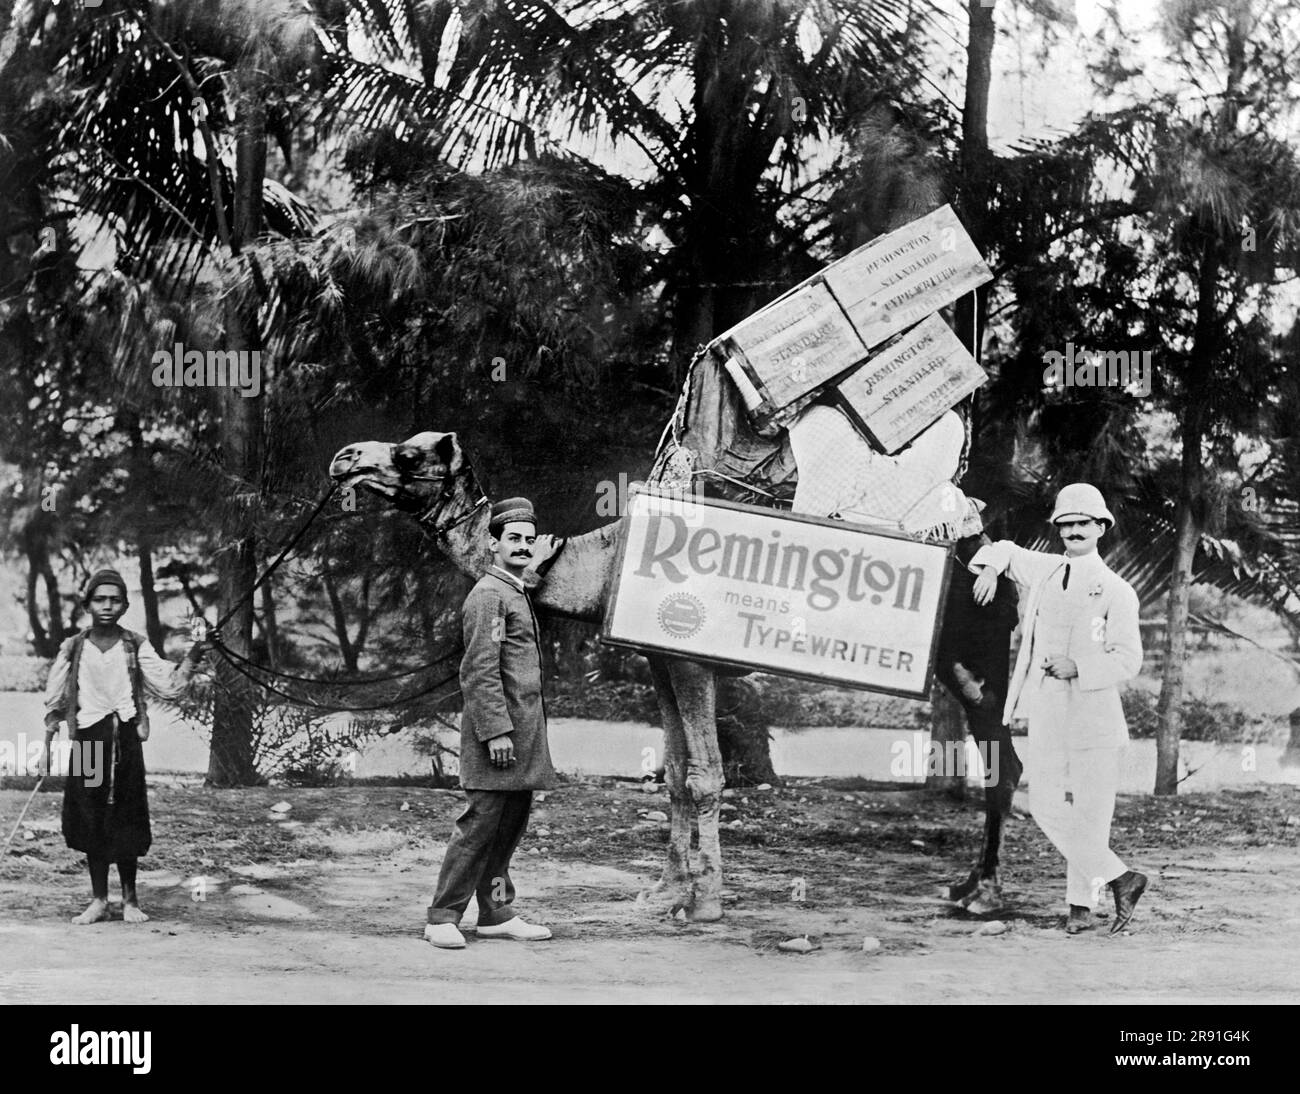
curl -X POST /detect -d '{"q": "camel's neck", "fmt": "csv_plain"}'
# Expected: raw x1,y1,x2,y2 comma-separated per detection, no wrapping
529,520,621,621
426,472,619,623
431,480,494,578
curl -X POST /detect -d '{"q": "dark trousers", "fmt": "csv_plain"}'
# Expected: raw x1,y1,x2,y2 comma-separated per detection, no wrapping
62,715,151,861
428,789,532,926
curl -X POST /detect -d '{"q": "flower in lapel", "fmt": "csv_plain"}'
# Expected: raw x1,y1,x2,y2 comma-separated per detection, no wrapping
1088,581,1104,598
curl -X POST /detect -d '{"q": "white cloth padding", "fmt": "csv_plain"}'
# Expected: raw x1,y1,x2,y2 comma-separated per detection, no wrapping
788,406,975,540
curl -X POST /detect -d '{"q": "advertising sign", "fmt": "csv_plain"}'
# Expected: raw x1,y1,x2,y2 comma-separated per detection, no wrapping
707,204,991,429
822,204,993,349
834,314,987,453
601,488,953,699
719,281,867,415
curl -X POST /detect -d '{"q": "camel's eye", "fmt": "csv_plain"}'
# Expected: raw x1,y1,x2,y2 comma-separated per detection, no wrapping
393,445,421,474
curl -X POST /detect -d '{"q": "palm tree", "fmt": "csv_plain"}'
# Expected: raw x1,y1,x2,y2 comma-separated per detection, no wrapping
940,0,1300,795
1107,0,1300,792
26,0,320,783
321,0,953,376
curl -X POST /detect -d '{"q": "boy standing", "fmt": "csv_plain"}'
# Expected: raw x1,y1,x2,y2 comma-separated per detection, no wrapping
42,568,208,924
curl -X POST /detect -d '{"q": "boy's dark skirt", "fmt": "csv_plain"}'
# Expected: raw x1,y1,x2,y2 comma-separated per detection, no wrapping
62,714,152,861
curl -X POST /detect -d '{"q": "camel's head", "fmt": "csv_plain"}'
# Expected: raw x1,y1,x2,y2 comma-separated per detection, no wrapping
329,430,469,514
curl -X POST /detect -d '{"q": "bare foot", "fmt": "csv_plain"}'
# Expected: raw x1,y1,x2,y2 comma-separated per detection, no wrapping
71,898,110,925
123,902,150,924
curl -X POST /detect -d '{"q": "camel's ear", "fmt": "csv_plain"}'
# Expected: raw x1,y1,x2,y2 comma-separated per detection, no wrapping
434,432,464,474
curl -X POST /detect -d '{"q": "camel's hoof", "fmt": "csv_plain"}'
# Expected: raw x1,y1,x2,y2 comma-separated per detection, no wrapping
637,881,686,910
961,881,1005,917
689,897,724,923
945,872,981,904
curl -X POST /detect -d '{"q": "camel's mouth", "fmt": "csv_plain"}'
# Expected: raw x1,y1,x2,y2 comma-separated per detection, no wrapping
344,475,399,499
329,441,437,511
335,472,427,512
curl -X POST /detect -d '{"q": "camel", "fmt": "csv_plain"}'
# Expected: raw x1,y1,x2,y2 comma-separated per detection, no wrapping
328,425,1023,922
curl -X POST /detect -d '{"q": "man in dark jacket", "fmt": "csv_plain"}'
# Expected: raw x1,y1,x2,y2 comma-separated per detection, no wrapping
425,498,562,948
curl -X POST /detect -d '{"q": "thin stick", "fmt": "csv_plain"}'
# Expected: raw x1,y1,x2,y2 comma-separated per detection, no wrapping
2,777,45,853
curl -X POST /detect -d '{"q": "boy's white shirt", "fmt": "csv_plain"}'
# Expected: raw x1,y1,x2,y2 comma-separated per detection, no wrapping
44,636,195,730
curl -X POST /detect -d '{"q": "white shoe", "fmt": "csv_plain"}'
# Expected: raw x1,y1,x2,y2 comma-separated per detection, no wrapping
424,922,466,949
475,917,552,941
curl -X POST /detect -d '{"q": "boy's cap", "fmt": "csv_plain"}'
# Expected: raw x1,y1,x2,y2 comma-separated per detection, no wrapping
83,568,129,606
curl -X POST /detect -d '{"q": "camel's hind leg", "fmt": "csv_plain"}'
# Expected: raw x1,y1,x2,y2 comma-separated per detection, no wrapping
937,659,1022,916
665,658,724,922
640,655,692,913
936,548,1021,916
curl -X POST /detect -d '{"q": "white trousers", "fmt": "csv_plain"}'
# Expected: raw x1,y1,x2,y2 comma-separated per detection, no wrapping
1027,729,1127,907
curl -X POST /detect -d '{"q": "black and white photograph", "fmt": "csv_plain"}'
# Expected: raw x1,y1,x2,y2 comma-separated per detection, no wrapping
0,0,1296,1029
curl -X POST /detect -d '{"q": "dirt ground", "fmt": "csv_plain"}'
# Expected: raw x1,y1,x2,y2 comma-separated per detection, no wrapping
2,777,1298,1004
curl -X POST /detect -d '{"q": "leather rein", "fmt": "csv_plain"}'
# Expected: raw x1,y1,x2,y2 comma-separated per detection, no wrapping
415,466,489,539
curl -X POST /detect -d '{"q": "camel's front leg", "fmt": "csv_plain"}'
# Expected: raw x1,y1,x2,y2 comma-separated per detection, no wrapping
667,659,724,922
957,695,1022,916
641,655,692,912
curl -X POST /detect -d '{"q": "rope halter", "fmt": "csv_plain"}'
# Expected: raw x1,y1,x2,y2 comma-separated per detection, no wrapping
414,465,489,539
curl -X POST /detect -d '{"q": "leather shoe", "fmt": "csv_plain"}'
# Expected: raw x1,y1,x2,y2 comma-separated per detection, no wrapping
424,922,466,949
1065,905,1094,935
476,916,552,941
1107,870,1148,935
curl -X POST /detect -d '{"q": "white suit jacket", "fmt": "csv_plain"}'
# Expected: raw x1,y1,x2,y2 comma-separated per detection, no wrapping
968,542,1143,746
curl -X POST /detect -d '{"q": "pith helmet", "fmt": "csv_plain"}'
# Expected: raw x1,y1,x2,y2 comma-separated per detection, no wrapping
1049,483,1115,529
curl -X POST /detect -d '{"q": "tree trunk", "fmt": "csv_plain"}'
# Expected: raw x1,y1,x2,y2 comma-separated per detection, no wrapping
207,86,266,787
25,548,51,656
958,0,995,261
716,677,778,787
137,534,165,653
40,550,64,645
323,570,359,673
542,617,591,683
24,522,64,656
1154,0,1249,797
1282,707,1300,766
927,683,967,797
927,1,996,766
353,569,372,659
209,529,260,785
121,412,164,651
260,576,279,669
1156,237,1217,795
1155,482,1197,794
954,0,996,466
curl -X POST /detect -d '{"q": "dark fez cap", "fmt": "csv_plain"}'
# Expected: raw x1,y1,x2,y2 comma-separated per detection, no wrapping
490,497,536,531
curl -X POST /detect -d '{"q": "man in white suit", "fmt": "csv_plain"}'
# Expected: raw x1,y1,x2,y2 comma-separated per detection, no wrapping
970,483,1148,935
